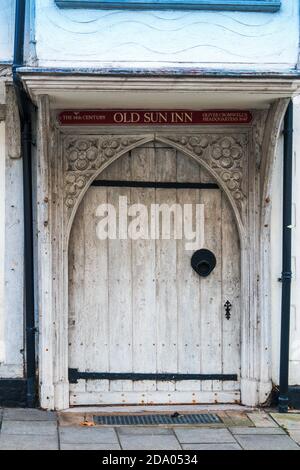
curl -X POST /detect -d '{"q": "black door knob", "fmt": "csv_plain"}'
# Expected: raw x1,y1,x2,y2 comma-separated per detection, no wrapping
191,249,216,277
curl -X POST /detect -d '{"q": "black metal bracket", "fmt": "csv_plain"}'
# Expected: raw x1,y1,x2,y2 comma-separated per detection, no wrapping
224,301,232,320
91,180,219,189
68,369,238,384
278,271,293,283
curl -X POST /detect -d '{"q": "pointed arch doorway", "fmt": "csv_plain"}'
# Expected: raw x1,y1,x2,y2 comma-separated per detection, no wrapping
68,141,241,405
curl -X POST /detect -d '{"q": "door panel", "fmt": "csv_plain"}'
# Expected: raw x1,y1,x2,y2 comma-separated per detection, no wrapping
68,144,241,405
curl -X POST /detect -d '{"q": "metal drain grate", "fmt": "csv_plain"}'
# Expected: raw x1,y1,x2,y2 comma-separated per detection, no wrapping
93,413,221,426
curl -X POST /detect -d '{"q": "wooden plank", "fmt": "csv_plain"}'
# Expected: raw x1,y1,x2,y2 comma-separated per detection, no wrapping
0,123,5,366
107,153,133,392
70,390,240,406
221,194,241,391
84,187,109,394
68,197,86,394
97,151,132,181
199,187,222,392
131,147,156,393
155,147,177,392
176,151,201,392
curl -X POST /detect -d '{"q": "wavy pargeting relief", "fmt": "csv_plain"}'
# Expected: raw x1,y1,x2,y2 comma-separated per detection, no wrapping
37,0,297,64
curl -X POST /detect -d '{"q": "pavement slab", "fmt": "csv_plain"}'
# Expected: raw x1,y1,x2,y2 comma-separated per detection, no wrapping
60,443,121,450
247,411,279,428
58,413,87,427
230,426,286,435
235,434,300,450
1,420,57,436
3,408,56,422
0,434,59,450
117,427,173,435
270,413,300,430
1,407,300,450
182,443,242,450
59,426,118,444
288,431,300,445
174,428,235,444
118,434,181,450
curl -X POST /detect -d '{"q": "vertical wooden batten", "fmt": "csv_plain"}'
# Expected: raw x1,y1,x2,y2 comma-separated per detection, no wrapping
36,95,55,409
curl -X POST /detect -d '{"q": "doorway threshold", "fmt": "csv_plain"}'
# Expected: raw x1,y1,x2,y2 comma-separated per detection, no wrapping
62,404,253,414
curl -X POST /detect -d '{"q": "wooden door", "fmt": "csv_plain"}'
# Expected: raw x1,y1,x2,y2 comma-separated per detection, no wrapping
68,144,241,405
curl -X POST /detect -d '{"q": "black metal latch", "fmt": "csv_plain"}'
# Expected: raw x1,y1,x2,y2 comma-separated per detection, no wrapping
224,301,232,320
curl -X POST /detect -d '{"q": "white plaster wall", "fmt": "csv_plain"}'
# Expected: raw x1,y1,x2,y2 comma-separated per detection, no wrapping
0,0,15,63
34,0,299,70
0,87,24,379
271,98,300,387
1,147,24,378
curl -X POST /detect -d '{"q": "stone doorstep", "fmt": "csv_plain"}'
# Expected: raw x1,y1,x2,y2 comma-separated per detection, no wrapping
58,410,256,428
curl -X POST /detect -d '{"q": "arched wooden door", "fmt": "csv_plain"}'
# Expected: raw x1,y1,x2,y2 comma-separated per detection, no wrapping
68,143,241,405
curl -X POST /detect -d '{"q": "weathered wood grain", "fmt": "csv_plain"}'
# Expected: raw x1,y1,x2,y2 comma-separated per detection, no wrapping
68,145,241,405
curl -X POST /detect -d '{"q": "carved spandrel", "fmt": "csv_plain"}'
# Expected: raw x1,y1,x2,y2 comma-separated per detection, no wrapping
63,133,249,226
64,135,152,212
160,134,248,221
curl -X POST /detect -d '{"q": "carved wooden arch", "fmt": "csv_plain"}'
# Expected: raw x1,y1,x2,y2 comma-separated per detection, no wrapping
63,132,248,245
37,98,276,411
40,126,251,411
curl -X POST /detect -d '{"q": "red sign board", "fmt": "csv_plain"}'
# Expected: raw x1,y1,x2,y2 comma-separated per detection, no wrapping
58,109,252,126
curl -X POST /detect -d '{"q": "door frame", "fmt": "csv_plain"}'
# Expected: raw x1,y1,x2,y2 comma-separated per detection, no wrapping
36,95,287,410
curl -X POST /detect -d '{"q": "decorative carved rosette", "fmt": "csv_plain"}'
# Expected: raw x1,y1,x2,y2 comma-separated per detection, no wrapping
210,135,246,203
64,135,150,213
161,134,248,222
63,133,248,225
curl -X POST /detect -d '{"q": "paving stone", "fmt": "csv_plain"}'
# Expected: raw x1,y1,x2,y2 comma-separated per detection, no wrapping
61,443,121,450
247,411,279,428
230,426,285,435
0,434,58,450
235,435,300,450
174,428,235,444
3,408,56,421
1,420,57,436
117,427,173,436
58,413,86,427
270,413,300,430
224,412,253,427
59,426,118,444
289,431,300,445
119,434,181,450
182,443,242,450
